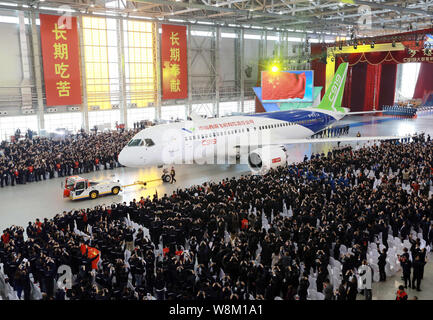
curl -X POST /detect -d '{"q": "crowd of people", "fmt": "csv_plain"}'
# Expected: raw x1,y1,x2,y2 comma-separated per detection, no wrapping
0,133,432,300
311,125,350,139
0,129,139,188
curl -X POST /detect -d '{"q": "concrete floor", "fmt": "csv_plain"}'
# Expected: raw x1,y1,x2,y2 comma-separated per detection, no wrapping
1,114,433,300
370,259,433,300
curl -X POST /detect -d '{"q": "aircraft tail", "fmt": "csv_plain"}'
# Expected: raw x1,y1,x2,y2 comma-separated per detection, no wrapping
315,62,348,114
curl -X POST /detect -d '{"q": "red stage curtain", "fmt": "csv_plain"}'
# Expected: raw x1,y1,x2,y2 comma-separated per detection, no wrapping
378,64,397,107
364,51,389,65
347,53,363,65
364,64,382,111
311,45,326,98
349,63,367,112
413,63,433,99
342,65,352,108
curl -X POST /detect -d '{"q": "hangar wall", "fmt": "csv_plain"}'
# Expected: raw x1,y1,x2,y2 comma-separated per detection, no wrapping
0,21,22,99
0,8,310,140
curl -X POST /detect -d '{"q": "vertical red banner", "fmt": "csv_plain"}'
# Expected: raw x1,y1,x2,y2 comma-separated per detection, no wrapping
161,24,188,100
40,14,82,106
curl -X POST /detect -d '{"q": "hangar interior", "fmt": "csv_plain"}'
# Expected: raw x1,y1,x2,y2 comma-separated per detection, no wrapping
0,0,433,302
0,0,321,140
2,0,432,139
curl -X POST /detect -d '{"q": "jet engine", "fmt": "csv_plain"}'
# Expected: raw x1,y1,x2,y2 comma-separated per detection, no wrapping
247,146,287,174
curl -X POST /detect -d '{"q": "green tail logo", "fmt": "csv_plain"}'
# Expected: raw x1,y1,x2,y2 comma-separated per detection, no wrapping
316,62,348,114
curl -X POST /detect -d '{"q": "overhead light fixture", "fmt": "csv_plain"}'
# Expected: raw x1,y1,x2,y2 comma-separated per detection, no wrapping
0,2,18,6
40,6,76,13
197,21,214,25
130,15,153,20
93,11,117,16
169,19,186,23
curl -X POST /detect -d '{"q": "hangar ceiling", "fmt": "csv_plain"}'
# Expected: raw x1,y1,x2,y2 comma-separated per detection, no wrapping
1,0,433,38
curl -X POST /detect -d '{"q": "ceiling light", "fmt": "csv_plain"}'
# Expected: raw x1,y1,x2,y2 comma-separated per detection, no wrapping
40,6,75,13
0,2,18,6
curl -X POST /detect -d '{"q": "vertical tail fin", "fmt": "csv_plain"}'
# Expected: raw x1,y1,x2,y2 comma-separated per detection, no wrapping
316,62,348,114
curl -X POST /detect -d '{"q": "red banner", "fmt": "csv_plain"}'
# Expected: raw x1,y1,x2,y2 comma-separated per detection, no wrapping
40,14,82,106
161,24,187,100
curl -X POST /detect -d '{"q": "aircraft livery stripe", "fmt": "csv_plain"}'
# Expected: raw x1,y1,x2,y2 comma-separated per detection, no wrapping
249,110,337,133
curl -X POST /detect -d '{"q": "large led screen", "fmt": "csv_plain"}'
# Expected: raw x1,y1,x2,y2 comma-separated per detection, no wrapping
261,70,314,103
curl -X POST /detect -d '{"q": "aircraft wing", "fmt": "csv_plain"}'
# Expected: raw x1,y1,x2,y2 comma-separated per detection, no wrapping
271,135,405,145
235,135,409,148
346,110,384,115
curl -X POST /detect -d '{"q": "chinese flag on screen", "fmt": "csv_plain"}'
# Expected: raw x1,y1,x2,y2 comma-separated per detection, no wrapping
262,71,306,100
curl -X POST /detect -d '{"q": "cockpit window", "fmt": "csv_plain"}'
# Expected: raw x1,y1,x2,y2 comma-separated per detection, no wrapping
144,139,155,147
128,139,143,147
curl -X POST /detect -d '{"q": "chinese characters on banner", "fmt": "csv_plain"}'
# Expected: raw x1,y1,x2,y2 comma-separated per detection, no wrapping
40,14,82,106
161,24,188,100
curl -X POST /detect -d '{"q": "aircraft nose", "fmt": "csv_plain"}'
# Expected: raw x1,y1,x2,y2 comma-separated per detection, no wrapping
118,148,129,166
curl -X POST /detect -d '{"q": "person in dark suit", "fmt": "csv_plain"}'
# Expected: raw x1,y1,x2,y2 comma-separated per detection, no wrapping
298,275,309,301
412,255,423,291
399,248,412,288
170,167,176,184
323,279,334,300
347,276,358,300
377,246,387,282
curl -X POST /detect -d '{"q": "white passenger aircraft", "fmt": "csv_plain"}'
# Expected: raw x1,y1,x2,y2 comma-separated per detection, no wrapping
118,63,400,173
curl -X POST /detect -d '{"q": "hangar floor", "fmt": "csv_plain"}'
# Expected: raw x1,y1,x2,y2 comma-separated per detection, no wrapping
1,113,433,300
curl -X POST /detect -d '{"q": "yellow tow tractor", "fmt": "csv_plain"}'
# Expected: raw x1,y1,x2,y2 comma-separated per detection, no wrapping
63,175,146,200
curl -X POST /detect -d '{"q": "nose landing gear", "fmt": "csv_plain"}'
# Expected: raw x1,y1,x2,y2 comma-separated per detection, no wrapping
161,168,172,183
